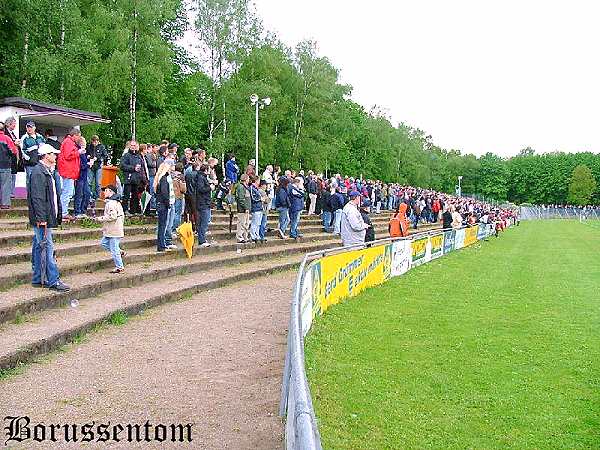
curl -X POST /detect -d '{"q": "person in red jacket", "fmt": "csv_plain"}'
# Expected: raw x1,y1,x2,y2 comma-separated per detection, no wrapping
0,122,18,209
58,127,82,220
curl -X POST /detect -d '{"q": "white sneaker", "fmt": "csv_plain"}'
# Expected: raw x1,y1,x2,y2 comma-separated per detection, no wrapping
200,242,211,248
167,244,177,249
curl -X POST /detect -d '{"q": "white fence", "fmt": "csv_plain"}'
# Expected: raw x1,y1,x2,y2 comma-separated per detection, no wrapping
279,221,510,449
519,206,600,221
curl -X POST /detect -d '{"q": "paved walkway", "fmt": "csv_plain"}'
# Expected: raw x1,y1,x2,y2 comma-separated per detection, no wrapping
0,272,296,449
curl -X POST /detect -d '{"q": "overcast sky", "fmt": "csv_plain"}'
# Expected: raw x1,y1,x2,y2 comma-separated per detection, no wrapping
249,0,600,157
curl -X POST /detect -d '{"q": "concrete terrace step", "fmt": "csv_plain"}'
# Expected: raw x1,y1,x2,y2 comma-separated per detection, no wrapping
0,225,156,247
0,206,105,219
0,227,377,325
0,221,396,265
0,244,335,370
0,223,397,293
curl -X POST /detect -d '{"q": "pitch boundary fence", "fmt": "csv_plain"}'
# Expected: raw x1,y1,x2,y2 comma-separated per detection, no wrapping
279,221,512,450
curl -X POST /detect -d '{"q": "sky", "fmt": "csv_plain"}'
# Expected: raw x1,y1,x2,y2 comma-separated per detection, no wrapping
184,0,600,157
250,0,600,156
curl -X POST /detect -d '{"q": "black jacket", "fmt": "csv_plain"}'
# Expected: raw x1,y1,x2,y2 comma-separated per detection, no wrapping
321,191,332,212
442,211,452,229
0,141,12,170
155,174,172,207
86,143,108,171
194,171,212,210
360,209,375,242
120,151,146,186
145,153,157,177
27,163,62,228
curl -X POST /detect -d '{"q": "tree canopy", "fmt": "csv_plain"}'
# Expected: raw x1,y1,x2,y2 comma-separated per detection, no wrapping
0,1,598,204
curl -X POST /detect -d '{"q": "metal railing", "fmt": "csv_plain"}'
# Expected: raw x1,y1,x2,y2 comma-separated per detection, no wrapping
278,225,481,450
520,206,600,220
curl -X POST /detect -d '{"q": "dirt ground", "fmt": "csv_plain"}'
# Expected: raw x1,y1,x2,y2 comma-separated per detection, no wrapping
0,271,297,449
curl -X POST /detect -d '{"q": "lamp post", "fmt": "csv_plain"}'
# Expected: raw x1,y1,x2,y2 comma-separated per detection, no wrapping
250,94,271,172
458,175,463,197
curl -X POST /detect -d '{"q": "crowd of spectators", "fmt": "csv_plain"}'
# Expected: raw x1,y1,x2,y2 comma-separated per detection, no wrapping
0,122,517,290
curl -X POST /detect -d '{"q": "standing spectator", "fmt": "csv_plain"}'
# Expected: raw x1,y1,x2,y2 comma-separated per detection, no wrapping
95,185,125,273
330,187,345,235
44,129,61,151
21,121,45,185
120,140,146,215
340,191,370,246
0,122,18,209
4,117,21,197
275,176,290,238
184,159,199,227
207,157,219,191
27,144,69,291
154,162,175,252
235,173,251,243
249,176,263,243
360,198,375,242
245,159,256,177
225,154,239,183
451,205,463,229
57,127,82,220
288,177,305,240
86,135,107,200
73,136,91,218
320,184,333,232
171,162,187,233
442,206,453,229
262,164,275,211
143,143,157,213
258,179,270,242
194,163,212,248
307,175,318,215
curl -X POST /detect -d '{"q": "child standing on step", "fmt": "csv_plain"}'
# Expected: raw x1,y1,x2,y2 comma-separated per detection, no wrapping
96,184,125,273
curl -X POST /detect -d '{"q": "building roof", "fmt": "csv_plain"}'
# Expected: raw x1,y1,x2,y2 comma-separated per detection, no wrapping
0,97,110,124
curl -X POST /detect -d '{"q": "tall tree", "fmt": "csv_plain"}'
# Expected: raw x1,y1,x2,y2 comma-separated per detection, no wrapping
568,165,597,205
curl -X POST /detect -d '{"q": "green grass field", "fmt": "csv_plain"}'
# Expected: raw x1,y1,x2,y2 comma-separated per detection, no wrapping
305,221,600,450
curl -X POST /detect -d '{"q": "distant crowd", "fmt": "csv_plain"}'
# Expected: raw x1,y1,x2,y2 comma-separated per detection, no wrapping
0,121,516,291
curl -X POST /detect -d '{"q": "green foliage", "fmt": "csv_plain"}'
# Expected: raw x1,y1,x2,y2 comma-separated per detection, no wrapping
568,165,597,205
1,1,599,203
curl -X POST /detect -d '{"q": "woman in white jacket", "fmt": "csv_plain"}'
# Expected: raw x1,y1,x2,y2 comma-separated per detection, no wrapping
96,185,125,273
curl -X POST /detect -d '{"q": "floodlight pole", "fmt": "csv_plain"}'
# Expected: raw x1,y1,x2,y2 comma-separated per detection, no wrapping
458,175,463,197
255,100,259,171
251,94,270,173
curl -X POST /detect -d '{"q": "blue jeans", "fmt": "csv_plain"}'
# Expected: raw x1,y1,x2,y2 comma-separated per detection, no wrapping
31,225,60,286
165,204,175,245
333,209,342,234
259,210,268,239
60,177,75,217
322,210,332,232
250,211,262,240
74,177,91,215
101,236,124,269
197,208,211,245
87,168,102,200
289,209,301,238
277,207,290,235
25,165,35,187
156,203,169,251
173,197,185,233
0,168,11,206
148,176,156,210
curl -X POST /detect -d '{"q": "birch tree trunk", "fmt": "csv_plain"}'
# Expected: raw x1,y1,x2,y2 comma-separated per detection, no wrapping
59,0,66,101
21,32,29,90
129,1,138,140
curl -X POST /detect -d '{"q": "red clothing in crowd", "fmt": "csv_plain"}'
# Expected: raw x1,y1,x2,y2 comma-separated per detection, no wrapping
0,130,17,155
58,135,80,180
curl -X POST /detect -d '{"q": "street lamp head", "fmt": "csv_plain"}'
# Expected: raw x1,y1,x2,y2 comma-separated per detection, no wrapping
262,97,271,106
458,176,463,181
250,94,258,104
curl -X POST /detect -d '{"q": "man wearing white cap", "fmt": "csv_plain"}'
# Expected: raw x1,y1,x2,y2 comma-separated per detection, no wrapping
27,144,70,291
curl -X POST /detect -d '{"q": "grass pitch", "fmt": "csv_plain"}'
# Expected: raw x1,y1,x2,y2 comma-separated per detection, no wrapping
305,221,600,449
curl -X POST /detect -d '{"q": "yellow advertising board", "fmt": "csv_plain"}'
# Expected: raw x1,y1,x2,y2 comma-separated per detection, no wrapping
313,245,386,314
464,225,479,247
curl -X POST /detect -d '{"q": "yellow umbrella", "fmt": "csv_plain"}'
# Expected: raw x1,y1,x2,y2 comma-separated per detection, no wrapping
177,221,194,259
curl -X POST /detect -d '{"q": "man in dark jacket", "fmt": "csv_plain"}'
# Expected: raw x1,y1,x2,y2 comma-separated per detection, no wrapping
194,164,212,247
27,144,69,291
235,174,251,243
360,199,375,242
86,135,108,200
120,140,146,214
